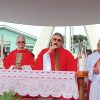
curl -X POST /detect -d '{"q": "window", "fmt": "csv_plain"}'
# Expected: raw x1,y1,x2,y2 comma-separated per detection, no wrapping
4,44,10,53
0,42,10,57
25,44,34,52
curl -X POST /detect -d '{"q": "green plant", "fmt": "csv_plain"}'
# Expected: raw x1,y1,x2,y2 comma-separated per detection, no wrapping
0,91,21,100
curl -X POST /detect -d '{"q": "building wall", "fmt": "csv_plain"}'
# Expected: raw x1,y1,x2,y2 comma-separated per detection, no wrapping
0,27,37,53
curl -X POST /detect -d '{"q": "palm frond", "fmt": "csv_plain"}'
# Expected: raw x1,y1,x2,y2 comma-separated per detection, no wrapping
0,91,21,100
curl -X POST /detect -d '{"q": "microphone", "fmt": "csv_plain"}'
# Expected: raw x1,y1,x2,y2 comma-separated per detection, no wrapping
54,43,57,45
54,43,57,52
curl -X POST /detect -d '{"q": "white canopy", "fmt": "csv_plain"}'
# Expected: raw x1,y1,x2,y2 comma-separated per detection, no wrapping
0,0,100,26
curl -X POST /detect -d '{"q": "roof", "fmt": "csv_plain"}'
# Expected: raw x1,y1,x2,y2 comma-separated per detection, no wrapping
0,25,37,40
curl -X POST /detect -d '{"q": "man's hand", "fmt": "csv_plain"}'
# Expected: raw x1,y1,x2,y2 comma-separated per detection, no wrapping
93,67,99,74
47,44,57,53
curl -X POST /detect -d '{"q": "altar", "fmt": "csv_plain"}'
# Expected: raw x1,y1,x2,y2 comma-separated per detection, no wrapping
0,69,79,99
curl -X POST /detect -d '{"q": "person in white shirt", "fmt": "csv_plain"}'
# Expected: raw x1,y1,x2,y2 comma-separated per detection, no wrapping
86,39,100,100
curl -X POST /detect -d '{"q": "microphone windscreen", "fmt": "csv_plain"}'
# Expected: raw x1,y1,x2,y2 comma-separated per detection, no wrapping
54,43,57,52
54,43,57,45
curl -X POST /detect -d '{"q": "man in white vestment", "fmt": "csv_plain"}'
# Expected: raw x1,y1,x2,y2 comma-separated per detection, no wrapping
86,39,100,100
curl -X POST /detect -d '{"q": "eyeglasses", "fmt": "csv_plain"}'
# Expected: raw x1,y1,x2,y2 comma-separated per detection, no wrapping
17,41,25,44
52,38,62,42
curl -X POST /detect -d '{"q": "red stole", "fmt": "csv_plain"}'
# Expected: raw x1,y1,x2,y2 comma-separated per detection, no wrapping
94,58,100,68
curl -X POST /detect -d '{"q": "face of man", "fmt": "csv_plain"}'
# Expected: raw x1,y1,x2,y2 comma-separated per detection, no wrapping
97,40,100,52
16,36,26,50
51,35,63,48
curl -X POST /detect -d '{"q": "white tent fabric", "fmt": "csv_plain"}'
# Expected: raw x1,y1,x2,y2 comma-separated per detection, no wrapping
0,0,100,26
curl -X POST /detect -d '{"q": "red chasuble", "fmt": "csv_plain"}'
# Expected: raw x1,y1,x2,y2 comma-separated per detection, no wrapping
3,49,35,69
35,48,77,71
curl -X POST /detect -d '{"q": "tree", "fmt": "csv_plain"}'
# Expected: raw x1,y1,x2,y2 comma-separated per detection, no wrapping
72,35,88,44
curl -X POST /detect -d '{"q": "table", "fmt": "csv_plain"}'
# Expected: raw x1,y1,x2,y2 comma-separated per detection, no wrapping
76,71,88,100
0,69,79,99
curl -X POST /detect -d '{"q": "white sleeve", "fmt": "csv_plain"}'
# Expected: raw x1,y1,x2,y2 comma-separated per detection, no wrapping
85,55,95,81
43,52,51,71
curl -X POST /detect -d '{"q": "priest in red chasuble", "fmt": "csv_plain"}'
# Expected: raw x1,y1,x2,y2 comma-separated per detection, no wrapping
3,36,35,70
35,33,78,100
35,33,77,71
